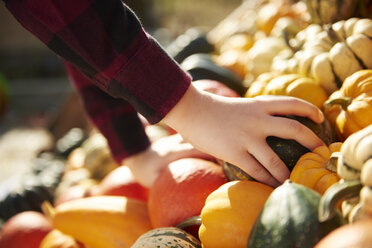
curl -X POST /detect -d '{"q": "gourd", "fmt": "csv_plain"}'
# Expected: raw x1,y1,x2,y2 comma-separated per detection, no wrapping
40,229,84,248
315,220,372,248
131,227,201,248
267,115,336,171
246,72,328,108
323,69,372,141
319,124,372,223
0,154,65,221
272,18,372,94
290,142,342,195
302,0,372,25
42,196,152,248
148,158,227,228
248,180,345,248
198,180,274,248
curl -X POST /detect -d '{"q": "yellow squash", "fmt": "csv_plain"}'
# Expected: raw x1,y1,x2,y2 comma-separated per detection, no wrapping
198,180,273,248
43,196,152,248
246,72,328,108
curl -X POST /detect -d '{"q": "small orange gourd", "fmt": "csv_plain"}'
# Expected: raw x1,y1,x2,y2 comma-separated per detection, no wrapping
290,142,342,195
324,69,372,141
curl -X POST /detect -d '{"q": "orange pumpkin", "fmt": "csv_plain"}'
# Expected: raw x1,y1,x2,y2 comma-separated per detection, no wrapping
324,70,372,141
148,158,227,228
199,180,274,248
315,220,372,248
290,142,342,195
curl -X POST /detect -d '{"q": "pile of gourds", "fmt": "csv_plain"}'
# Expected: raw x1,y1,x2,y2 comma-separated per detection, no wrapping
2,0,372,247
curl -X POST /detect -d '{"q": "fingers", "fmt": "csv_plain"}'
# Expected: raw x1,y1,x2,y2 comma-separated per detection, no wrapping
247,142,290,183
256,95,324,123
266,115,325,151
233,153,281,187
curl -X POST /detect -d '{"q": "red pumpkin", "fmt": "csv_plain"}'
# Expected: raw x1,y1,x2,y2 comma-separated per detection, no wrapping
148,158,228,228
89,165,149,202
0,211,53,248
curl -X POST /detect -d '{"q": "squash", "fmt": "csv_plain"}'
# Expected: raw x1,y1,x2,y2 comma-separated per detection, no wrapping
267,115,337,171
0,154,65,221
0,211,53,248
272,18,372,94
302,0,362,24
319,124,372,223
42,196,152,248
180,53,246,95
290,142,342,195
323,69,372,141
198,180,274,248
315,220,372,248
131,227,201,248
246,72,328,108
148,158,227,228
247,180,345,248
40,229,84,248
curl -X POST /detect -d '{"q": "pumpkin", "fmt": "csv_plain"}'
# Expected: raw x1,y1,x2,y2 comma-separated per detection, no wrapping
88,165,149,202
272,18,372,94
319,124,372,223
323,69,372,141
247,180,345,248
40,229,85,248
42,196,152,248
131,227,201,248
267,115,336,171
315,220,372,248
303,0,371,25
148,158,227,228
290,142,342,194
0,211,53,248
198,180,274,248
246,72,328,108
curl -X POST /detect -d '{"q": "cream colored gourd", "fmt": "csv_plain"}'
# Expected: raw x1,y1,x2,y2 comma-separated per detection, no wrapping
272,18,372,95
319,124,372,224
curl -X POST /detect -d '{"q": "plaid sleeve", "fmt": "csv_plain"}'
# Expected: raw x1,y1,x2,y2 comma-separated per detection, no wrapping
5,0,191,124
64,62,150,163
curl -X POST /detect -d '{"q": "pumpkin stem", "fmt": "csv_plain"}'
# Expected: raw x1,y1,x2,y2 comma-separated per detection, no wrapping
318,179,362,222
324,97,352,111
176,216,202,230
41,201,56,220
326,152,341,173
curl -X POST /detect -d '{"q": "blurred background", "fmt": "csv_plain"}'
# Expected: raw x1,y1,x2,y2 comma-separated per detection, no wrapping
0,1,242,182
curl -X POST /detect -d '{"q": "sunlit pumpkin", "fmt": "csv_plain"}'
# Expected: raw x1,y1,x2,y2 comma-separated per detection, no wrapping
290,142,342,195
324,69,372,141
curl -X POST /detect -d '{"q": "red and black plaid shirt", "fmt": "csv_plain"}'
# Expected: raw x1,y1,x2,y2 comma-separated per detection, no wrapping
4,0,192,163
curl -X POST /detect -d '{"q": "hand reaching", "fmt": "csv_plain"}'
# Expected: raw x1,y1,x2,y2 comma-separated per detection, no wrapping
163,84,325,187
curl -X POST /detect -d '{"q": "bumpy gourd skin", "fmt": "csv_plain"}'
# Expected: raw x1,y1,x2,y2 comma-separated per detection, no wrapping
247,181,345,248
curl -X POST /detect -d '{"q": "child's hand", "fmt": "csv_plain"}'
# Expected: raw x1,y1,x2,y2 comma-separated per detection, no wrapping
124,133,214,188
164,85,325,187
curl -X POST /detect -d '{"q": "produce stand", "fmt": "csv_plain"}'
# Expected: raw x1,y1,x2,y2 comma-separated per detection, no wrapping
1,0,372,247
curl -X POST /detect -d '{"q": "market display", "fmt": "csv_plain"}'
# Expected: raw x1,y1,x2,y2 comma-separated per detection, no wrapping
1,0,372,247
